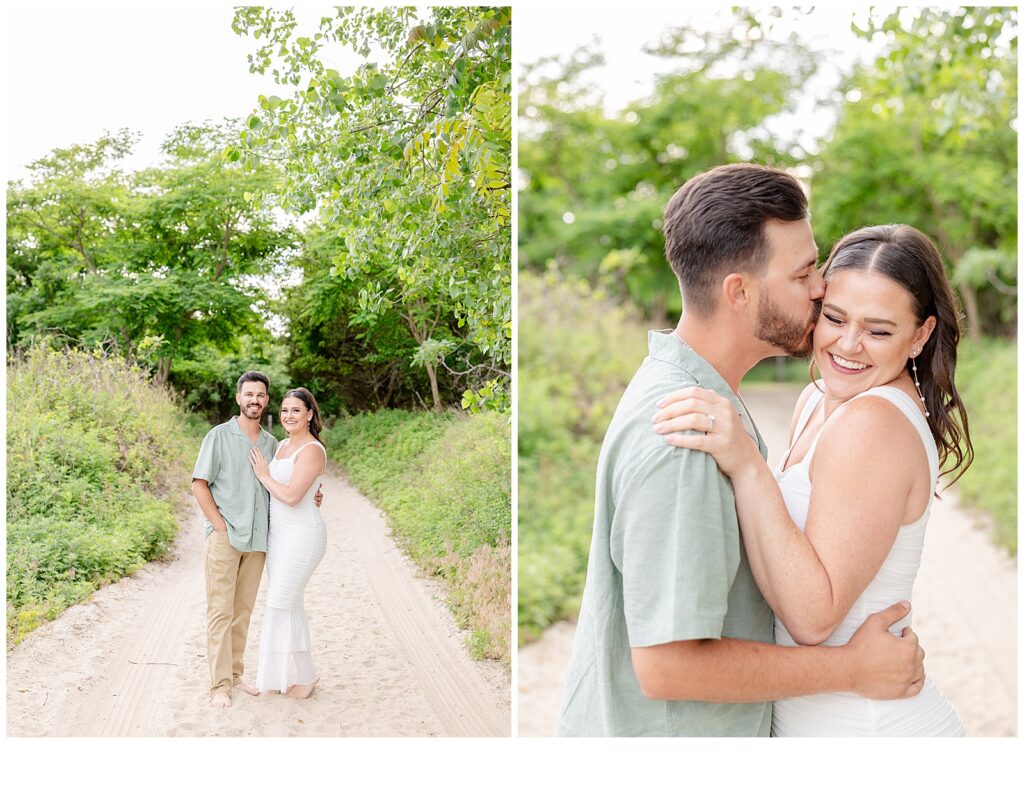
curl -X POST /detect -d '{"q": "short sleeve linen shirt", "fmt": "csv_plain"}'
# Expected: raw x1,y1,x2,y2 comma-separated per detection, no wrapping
557,331,775,736
192,417,278,553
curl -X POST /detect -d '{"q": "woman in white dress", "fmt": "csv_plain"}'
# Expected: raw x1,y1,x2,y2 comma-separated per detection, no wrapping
653,225,973,735
249,387,327,699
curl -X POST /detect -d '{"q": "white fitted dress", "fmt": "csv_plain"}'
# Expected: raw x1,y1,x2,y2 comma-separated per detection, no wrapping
256,439,327,692
771,385,964,736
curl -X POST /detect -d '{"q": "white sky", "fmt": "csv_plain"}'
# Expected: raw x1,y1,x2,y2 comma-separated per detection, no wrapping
3,4,364,181
3,4,886,179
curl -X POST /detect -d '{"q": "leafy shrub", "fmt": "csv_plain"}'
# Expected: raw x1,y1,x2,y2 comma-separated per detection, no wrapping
517,271,649,643
324,409,511,664
6,346,201,643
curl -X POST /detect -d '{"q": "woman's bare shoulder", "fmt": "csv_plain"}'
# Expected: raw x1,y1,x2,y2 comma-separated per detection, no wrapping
818,394,921,462
295,440,327,464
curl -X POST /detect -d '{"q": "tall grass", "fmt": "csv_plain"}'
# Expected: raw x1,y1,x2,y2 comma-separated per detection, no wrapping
953,338,1017,555
324,409,511,665
6,346,202,644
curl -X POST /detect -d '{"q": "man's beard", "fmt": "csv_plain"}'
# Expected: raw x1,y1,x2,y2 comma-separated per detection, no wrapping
242,403,265,419
755,293,818,358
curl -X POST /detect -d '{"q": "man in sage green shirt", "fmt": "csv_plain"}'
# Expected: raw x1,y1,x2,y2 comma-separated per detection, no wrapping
191,371,279,707
557,164,925,736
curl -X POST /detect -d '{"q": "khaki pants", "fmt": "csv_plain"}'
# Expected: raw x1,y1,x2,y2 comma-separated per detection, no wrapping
204,531,266,696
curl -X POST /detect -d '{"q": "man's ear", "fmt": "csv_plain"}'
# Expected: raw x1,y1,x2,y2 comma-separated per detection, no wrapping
721,272,753,314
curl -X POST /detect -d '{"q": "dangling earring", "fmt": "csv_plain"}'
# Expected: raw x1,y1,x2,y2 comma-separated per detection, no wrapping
911,350,930,417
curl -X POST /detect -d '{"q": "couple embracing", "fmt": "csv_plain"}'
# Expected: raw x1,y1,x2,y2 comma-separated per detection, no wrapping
558,164,972,736
191,372,328,707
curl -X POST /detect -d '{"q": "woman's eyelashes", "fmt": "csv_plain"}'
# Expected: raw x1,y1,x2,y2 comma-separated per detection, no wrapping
822,313,893,337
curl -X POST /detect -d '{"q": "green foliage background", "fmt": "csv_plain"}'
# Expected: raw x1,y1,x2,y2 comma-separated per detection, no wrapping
7,7,512,419
517,272,648,642
954,338,1018,554
6,347,202,644
519,7,1016,336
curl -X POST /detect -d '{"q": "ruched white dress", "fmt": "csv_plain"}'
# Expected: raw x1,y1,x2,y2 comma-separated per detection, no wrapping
255,439,327,692
771,385,964,736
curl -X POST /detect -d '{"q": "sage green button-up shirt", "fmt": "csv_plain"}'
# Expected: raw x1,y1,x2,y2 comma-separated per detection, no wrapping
557,330,774,736
192,417,279,553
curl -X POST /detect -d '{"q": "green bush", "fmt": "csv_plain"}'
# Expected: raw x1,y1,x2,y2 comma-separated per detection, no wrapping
953,338,1017,555
6,346,202,643
517,271,650,643
324,409,511,665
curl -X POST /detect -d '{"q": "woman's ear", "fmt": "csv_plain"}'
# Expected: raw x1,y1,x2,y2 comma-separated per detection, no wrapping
913,315,937,352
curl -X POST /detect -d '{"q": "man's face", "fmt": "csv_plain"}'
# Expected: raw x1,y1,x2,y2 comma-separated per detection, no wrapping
752,218,824,358
236,381,269,420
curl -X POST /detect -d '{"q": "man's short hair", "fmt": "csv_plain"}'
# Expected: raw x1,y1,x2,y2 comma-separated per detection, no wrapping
663,163,808,316
236,371,270,394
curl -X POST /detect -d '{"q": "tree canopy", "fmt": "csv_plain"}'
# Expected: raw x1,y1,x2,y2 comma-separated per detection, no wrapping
7,123,292,411
232,6,511,412
518,7,1017,337
7,7,513,420
812,7,1017,339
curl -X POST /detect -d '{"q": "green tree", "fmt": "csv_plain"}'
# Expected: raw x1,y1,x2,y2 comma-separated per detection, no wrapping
518,11,818,321
6,131,137,349
282,223,464,415
232,6,511,412
812,7,1017,339
6,123,293,405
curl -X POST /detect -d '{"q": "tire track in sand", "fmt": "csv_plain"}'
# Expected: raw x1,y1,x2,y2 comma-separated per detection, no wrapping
327,474,508,736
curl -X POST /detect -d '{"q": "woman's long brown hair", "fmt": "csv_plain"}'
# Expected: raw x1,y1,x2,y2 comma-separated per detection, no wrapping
282,387,325,449
819,224,974,486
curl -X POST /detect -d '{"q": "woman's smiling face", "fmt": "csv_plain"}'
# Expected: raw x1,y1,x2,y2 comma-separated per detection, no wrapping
280,396,312,434
813,268,936,402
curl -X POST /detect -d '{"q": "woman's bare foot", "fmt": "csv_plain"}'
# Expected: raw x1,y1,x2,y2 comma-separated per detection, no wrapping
210,692,231,708
234,680,260,696
286,677,320,700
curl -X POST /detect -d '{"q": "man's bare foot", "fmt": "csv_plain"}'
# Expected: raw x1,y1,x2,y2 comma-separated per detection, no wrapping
210,692,231,708
234,680,260,696
286,677,320,700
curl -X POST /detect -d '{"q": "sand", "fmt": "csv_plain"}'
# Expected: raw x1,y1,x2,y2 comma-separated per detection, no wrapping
517,383,1017,737
6,465,510,737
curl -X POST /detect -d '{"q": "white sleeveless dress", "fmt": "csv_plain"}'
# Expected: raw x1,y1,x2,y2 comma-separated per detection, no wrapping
255,440,327,692
771,385,964,736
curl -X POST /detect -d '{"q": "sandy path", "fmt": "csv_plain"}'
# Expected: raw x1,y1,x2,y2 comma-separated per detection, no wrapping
7,464,510,737
517,383,1017,736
